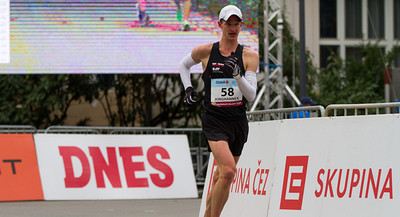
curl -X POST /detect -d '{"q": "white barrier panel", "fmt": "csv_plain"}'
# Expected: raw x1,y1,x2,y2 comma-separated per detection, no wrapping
34,134,197,200
199,115,400,217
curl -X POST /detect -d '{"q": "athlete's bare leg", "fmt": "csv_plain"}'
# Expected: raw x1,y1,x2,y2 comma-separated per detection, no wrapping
182,0,191,31
204,140,239,217
183,0,191,22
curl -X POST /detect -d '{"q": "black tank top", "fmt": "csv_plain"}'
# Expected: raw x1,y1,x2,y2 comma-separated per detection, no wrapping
201,42,247,120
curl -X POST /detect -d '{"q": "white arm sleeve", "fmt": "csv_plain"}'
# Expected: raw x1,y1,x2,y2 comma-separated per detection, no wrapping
179,53,199,90
236,71,257,102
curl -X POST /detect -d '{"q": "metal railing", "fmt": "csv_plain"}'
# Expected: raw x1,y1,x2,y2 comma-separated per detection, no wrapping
164,128,209,185
324,102,400,117
247,105,325,121
43,126,166,134
0,125,37,133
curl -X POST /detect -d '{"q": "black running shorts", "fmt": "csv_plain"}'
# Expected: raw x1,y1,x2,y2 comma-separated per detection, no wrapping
201,112,249,156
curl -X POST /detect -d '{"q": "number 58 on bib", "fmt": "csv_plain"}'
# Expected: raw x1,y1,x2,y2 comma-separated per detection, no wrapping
210,78,243,107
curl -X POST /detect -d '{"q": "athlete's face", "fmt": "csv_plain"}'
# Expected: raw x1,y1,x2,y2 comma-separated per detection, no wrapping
219,16,242,40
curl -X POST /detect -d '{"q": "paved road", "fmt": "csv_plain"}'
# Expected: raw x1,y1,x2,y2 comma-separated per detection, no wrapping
0,199,201,217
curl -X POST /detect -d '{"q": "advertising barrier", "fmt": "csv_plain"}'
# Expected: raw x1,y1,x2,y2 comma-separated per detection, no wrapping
0,134,44,201
34,134,197,200
199,115,400,217
200,120,280,216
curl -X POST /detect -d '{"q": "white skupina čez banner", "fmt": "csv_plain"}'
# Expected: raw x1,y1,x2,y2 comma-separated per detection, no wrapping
34,134,197,200
199,114,400,217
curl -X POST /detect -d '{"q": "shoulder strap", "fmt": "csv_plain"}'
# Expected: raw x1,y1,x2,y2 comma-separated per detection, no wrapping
205,42,220,71
235,44,245,74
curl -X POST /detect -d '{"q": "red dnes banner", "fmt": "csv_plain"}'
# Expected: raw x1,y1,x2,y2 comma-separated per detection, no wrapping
199,114,400,217
34,134,197,200
0,134,44,201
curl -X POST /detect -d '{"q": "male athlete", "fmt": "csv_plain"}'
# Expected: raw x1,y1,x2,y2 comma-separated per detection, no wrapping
179,5,259,217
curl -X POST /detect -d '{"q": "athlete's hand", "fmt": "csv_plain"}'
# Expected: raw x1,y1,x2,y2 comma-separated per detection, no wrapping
224,52,241,78
184,86,198,105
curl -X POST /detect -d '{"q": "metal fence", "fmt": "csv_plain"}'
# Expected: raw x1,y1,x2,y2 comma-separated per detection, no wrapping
44,126,166,134
247,105,326,121
0,125,37,133
324,102,400,117
1,102,399,186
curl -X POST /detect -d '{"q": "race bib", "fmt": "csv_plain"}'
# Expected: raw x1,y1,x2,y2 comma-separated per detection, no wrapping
210,78,243,107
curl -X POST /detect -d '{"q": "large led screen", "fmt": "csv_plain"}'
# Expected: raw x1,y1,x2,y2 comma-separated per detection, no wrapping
0,0,9,63
1,0,258,74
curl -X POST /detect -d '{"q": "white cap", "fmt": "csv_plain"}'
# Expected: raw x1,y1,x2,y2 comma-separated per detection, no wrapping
218,5,242,21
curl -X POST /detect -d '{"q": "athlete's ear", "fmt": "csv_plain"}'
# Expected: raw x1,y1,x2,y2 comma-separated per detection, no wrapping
218,20,222,28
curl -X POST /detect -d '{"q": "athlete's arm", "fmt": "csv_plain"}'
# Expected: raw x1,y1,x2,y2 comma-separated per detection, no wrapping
236,71,257,102
179,43,212,89
179,53,197,90
235,48,259,102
